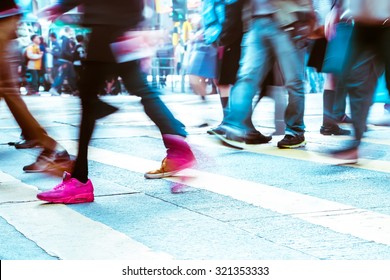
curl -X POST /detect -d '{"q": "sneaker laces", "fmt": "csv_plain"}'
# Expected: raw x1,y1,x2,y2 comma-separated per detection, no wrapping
53,173,72,190
53,182,67,191
155,158,168,173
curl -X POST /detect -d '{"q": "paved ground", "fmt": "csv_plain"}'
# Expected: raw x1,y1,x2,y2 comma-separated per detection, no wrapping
0,91,390,261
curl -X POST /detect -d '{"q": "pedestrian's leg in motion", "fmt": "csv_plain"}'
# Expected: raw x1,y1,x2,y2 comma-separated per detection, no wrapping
119,61,195,179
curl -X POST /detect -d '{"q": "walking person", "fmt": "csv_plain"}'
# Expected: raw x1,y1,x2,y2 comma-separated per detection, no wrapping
0,0,73,173
46,32,62,86
329,0,390,162
202,0,243,135
72,34,86,87
25,34,43,95
212,0,316,149
36,0,196,204
38,36,51,92
308,0,351,135
60,26,74,62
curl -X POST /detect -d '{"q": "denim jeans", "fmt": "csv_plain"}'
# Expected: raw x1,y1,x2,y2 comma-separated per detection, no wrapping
52,60,77,91
224,17,306,136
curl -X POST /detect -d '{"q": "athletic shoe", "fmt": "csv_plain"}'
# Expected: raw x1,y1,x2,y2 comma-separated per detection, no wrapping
37,172,94,204
277,134,306,149
145,134,196,179
144,156,196,179
49,88,60,96
329,147,358,164
211,126,272,149
320,125,351,136
207,125,225,136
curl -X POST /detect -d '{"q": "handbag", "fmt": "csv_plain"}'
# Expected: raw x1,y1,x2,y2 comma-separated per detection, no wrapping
322,22,354,74
186,43,218,79
373,74,390,104
307,37,327,72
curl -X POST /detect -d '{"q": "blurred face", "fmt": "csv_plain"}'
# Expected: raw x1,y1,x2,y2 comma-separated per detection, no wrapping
33,36,40,44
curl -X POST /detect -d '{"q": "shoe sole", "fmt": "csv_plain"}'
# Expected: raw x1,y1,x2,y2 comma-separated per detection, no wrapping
144,160,196,179
24,161,74,174
334,159,358,165
37,193,94,204
15,142,40,149
277,141,307,149
209,130,245,149
320,130,351,136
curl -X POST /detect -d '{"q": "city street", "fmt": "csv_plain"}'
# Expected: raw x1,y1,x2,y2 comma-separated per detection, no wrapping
1,91,390,260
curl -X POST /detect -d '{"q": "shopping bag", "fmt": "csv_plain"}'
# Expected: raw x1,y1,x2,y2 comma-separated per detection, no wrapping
322,22,354,74
373,74,390,104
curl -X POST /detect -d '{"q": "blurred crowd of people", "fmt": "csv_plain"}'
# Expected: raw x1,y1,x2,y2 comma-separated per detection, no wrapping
18,25,86,96
0,0,389,205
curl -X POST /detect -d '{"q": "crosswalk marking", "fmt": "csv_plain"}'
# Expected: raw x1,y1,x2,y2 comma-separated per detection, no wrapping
1,136,389,259
0,172,171,260
187,134,390,174
59,140,390,246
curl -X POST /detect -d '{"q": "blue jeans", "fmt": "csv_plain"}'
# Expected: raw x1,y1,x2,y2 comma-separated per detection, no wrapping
52,60,77,91
224,17,306,136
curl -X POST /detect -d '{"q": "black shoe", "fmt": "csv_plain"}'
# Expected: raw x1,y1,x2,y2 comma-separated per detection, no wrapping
277,134,306,149
207,125,225,136
320,125,351,136
212,127,272,149
243,131,272,144
13,139,41,149
23,149,73,174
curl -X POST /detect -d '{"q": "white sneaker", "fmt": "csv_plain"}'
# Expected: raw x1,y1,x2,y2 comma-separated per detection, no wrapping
49,88,60,96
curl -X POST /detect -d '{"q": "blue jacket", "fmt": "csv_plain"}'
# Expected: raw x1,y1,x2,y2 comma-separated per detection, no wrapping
202,0,226,44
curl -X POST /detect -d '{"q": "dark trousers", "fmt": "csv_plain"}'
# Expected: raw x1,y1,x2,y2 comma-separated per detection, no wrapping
28,69,39,93
341,24,390,144
72,60,187,182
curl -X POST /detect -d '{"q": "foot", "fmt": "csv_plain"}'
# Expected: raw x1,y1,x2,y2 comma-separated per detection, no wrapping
12,139,41,149
277,134,306,149
144,156,196,179
207,125,225,136
37,172,94,204
49,88,60,96
329,146,358,164
320,125,351,136
23,149,73,174
215,126,272,149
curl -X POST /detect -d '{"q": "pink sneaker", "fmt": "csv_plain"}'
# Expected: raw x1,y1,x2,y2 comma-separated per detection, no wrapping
37,172,94,204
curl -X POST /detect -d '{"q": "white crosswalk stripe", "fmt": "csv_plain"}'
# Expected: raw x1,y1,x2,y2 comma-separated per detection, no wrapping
1,134,390,259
